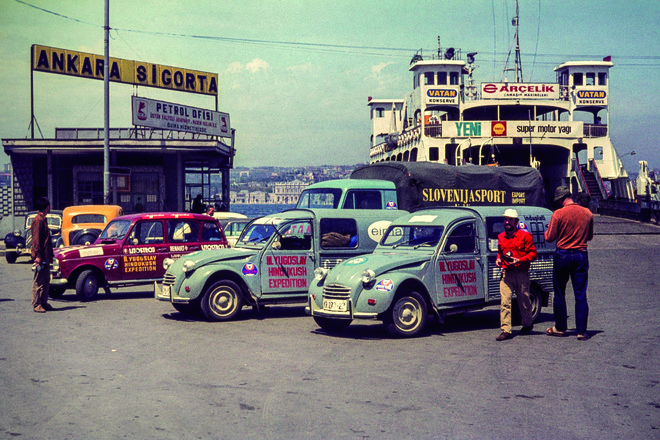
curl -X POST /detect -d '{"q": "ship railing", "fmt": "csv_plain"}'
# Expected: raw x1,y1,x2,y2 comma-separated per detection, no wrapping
583,124,608,138
424,124,443,138
55,127,218,141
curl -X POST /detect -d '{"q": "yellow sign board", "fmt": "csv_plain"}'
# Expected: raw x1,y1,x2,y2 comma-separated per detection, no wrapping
32,44,218,96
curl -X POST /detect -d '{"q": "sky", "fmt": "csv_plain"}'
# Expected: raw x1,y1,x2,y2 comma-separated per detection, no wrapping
0,0,658,173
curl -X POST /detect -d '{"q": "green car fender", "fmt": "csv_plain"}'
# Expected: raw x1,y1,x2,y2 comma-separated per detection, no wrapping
175,262,246,301
354,272,425,315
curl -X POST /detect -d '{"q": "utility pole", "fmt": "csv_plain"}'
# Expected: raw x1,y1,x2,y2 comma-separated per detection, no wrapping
103,0,110,204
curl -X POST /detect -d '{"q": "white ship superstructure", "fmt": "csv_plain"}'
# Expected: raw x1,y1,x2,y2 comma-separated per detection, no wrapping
368,41,634,203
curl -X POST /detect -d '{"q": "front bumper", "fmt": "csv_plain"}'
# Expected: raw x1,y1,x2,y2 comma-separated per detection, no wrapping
154,281,191,304
308,294,378,320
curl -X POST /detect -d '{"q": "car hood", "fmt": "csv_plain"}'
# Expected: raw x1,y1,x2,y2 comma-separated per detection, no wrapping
324,251,431,285
54,243,117,259
169,247,257,270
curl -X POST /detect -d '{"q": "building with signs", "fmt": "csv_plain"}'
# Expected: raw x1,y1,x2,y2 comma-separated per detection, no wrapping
2,44,234,223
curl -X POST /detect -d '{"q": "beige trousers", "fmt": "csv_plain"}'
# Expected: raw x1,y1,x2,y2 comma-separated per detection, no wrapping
31,264,50,308
500,268,533,333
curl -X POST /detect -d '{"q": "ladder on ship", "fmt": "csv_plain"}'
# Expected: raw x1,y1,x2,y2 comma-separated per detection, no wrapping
576,159,609,201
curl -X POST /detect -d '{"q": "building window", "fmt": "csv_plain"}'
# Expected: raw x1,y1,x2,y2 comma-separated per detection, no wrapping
450,72,459,85
573,72,583,86
78,177,103,204
598,72,607,86
376,108,385,118
438,72,447,85
586,72,595,86
429,147,439,161
424,72,435,85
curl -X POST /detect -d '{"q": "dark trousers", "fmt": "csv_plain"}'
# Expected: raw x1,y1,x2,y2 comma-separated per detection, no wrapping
552,249,589,334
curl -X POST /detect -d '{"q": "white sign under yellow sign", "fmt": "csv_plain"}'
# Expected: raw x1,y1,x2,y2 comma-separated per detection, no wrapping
32,44,218,96
442,120,583,138
132,96,230,138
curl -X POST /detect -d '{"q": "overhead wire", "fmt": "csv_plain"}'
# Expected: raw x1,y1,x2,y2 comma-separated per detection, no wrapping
13,0,660,67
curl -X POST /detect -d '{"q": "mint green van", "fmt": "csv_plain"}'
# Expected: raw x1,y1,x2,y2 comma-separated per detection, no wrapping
296,179,399,210
155,208,405,321
307,206,555,338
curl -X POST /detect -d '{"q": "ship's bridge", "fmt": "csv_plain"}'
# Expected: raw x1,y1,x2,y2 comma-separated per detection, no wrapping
409,59,466,124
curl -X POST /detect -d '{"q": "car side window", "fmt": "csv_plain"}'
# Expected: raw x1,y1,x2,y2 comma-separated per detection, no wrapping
168,220,199,243
129,221,164,245
320,218,358,248
202,222,223,241
277,221,312,250
443,221,476,254
343,190,382,209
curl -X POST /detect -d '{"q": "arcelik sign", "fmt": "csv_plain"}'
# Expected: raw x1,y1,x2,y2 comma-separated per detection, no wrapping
32,44,218,96
132,96,230,138
481,83,558,100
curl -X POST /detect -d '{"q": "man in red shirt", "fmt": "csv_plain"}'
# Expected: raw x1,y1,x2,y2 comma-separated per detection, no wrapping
495,209,537,341
544,186,594,340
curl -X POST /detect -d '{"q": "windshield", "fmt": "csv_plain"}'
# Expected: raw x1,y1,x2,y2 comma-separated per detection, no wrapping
100,219,133,240
296,189,342,209
26,214,62,229
236,223,278,247
381,225,444,249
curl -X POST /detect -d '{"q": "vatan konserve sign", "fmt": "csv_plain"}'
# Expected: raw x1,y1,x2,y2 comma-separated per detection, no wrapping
132,96,230,138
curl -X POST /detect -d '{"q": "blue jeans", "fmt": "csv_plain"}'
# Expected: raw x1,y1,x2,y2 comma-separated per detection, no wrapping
552,249,589,334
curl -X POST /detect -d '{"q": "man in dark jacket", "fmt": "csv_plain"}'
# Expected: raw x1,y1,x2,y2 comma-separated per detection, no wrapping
31,197,54,313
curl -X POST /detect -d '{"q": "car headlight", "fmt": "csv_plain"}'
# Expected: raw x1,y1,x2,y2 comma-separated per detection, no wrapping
182,260,196,273
52,259,59,271
361,269,376,284
163,258,174,270
314,267,328,281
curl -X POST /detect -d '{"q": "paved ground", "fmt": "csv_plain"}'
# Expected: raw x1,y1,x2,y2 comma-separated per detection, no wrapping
1,215,659,439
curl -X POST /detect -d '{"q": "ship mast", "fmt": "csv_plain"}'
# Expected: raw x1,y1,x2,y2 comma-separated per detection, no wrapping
503,0,523,82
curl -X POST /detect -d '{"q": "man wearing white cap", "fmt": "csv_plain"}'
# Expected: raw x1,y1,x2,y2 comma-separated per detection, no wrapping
495,208,537,341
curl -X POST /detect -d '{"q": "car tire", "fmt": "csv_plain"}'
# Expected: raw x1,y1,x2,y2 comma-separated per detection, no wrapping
201,280,243,321
5,251,17,264
49,287,66,298
313,316,352,332
172,301,201,316
76,234,97,246
384,291,428,338
512,284,543,325
75,270,100,301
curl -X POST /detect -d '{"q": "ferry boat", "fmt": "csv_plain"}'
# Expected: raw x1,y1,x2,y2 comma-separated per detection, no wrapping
367,3,634,204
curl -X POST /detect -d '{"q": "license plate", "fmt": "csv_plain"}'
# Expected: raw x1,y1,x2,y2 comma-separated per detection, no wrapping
162,284,170,298
323,299,347,312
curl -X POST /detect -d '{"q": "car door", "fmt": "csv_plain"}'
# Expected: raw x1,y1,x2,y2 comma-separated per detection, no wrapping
433,220,486,305
259,220,315,296
121,219,168,280
167,219,201,260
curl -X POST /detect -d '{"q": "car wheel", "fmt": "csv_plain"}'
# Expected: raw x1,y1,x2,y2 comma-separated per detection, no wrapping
49,287,66,298
76,234,97,246
5,251,17,264
201,280,243,321
384,291,428,338
513,285,543,325
313,316,352,332
75,270,100,301
172,301,201,316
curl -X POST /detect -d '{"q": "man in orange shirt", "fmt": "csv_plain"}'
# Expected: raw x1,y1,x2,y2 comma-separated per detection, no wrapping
495,209,537,341
544,186,594,340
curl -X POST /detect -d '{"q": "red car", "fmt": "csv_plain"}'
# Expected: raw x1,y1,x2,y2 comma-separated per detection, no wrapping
50,213,228,301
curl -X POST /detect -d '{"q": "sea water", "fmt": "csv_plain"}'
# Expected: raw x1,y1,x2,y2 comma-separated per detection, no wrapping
230,204,296,217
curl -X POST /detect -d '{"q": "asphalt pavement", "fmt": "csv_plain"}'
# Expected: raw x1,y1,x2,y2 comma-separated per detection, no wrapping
1,215,659,439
